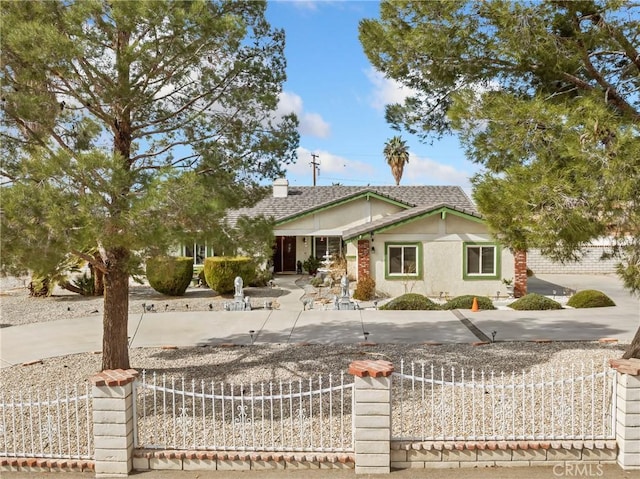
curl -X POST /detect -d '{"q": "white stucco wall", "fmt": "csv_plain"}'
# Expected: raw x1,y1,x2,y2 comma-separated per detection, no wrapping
275,197,404,237
367,214,514,298
275,197,406,269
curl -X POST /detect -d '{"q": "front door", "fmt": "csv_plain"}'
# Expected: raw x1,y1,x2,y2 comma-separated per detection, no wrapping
274,236,297,272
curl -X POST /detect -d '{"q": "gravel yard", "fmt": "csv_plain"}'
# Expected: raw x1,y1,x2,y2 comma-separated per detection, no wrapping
0,277,629,455
0,276,629,389
0,278,626,391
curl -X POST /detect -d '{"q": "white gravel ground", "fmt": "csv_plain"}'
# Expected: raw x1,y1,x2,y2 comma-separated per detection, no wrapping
0,276,629,390
0,277,629,454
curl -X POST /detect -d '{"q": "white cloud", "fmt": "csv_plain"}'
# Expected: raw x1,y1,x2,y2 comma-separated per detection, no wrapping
287,147,376,183
289,0,318,11
277,91,331,138
403,152,472,189
365,68,418,111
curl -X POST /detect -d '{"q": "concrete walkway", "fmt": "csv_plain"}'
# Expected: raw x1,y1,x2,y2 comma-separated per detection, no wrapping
1,274,638,368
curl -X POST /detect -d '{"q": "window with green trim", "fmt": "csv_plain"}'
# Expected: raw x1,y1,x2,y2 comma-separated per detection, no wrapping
465,244,496,276
388,245,418,276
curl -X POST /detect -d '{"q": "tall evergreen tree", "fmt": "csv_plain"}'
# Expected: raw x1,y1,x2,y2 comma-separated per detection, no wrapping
383,136,410,185
1,1,299,370
360,0,640,358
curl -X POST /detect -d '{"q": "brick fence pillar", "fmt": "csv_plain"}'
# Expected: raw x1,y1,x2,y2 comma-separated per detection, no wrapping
513,249,527,298
348,360,394,474
90,369,139,477
357,240,371,280
610,359,640,470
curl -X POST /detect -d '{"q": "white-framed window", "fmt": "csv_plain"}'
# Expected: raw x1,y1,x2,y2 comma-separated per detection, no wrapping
184,243,208,265
314,236,342,260
387,244,419,277
464,243,499,278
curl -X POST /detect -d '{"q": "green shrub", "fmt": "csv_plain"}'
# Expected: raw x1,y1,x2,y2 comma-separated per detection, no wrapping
203,256,255,294
567,290,616,308
379,293,441,310
302,255,322,275
249,268,272,287
353,275,376,301
441,295,496,310
310,276,324,287
28,275,51,297
72,271,95,296
509,293,562,310
146,256,193,296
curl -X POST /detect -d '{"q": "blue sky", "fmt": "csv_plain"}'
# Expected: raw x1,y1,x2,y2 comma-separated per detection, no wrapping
266,1,478,191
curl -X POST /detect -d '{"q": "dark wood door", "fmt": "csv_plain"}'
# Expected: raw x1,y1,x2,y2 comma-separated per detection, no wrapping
274,236,297,272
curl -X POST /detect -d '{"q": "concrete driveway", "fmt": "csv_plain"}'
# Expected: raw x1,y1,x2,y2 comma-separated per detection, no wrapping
1,274,638,368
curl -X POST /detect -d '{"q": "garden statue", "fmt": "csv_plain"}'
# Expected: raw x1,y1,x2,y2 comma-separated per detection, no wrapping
334,274,356,310
340,274,349,299
234,276,243,298
224,276,251,311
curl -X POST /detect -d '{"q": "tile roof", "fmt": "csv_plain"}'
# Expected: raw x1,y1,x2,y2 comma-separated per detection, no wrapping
227,185,479,227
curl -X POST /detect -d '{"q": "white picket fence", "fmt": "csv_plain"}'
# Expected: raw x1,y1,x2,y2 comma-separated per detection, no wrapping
134,370,354,452
0,383,93,459
392,360,617,441
0,360,618,460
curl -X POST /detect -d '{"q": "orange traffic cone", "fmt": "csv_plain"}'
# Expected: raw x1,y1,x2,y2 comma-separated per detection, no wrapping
471,297,479,312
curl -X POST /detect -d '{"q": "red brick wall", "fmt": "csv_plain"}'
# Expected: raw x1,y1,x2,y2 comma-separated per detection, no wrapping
357,240,370,279
514,250,527,298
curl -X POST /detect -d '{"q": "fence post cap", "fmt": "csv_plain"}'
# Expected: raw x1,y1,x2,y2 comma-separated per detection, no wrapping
348,360,394,377
90,368,139,386
609,358,640,375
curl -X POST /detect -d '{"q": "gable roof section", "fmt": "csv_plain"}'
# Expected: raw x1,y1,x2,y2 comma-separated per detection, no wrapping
227,185,478,227
342,204,484,241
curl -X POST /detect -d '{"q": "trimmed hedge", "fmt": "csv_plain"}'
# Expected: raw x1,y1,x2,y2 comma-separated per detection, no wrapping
441,295,496,310
509,293,562,310
567,290,616,308
204,256,255,294
379,293,441,311
146,256,193,296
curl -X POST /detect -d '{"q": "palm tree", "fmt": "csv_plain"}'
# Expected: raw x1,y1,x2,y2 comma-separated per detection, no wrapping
383,136,409,185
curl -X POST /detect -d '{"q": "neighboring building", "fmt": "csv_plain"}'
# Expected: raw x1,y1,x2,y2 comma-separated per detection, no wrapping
192,178,520,299
528,238,619,274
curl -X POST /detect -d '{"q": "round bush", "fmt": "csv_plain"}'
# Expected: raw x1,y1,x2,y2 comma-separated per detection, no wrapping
146,256,193,296
204,256,255,294
379,293,441,311
441,295,496,310
567,290,616,308
509,293,562,310
353,275,376,301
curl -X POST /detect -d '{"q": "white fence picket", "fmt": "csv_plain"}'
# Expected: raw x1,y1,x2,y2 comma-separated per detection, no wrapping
391,360,616,441
0,383,93,459
134,370,355,452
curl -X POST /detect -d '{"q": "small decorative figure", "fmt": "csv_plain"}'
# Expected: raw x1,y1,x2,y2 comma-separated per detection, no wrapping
340,274,349,298
234,276,243,297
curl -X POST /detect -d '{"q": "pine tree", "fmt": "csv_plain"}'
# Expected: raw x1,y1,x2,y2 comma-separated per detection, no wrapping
1,1,299,370
360,0,640,358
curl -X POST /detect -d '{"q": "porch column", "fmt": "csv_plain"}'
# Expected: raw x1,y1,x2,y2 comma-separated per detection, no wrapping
357,240,371,280
513,249,527,298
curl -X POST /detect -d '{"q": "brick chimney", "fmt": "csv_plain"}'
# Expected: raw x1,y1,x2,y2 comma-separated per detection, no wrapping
273,178,289,198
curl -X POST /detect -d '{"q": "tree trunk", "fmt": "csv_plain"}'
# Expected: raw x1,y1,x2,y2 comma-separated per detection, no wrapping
622,325,640,359
90,259,105,296
60,281,85,295
101,247,130,370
